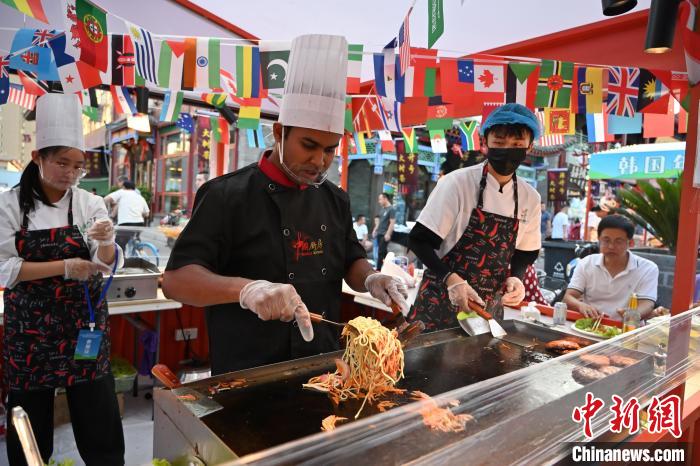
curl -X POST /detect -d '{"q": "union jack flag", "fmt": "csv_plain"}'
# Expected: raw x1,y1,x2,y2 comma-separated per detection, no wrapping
398,8,412,76
0,56,9,79
31,29,56,47
606,66,640,117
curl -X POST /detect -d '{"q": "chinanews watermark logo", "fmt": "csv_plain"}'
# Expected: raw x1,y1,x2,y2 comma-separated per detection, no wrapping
565,392,686,465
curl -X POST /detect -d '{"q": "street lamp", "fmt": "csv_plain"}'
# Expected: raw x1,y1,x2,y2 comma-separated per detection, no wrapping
602,0,637,16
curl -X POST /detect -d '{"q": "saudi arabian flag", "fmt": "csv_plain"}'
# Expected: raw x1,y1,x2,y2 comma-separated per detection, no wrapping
160,90,183,122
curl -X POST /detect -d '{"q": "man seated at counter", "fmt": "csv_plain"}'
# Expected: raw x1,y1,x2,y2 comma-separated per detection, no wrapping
562,214,659,321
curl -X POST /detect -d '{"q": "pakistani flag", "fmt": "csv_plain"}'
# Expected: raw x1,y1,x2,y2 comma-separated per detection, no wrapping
259,40,290,90
160,90,183,122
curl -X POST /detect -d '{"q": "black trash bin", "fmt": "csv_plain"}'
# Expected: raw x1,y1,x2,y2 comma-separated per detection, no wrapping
542,241,593,280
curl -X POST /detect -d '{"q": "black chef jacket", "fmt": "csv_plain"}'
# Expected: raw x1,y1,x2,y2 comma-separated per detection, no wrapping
166,152,367,375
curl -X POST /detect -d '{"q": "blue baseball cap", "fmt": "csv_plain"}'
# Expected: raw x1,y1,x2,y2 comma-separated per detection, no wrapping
480,103,541,140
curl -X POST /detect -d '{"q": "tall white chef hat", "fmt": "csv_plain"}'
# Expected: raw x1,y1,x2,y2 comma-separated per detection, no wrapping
35,93,85,152
279,34,348,135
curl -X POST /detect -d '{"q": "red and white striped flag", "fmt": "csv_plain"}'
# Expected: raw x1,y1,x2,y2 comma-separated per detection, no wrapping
8,84,37,110
536,110,564,147
398,8,412,76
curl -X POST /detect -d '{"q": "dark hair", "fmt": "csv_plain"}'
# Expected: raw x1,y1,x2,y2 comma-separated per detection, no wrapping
123,180,136,190
356,214,366,221
19,146,73,212
598,214,634,239
484,123,534,144
198,171,209,176
380,192,393,204
591,205,602,212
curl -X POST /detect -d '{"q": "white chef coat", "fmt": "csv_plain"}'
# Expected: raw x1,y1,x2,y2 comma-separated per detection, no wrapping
0,186,124,289
417,162,542,259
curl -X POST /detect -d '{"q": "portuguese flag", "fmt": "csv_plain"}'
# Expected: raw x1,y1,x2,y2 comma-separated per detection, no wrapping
76,0,108,72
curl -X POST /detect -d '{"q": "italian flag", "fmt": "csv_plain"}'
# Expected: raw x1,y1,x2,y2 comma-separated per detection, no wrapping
160,90,183,122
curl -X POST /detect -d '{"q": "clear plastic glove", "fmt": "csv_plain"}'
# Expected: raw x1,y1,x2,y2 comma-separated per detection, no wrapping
87,218,115,246
501,277,526,307
239,280,314,341
64,258,111,281
364,273,409,316
447,278,484,313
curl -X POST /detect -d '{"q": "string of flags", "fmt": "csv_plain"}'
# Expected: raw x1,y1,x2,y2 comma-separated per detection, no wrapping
0,0,693,153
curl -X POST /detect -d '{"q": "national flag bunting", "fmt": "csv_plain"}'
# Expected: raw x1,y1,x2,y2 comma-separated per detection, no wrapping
48,33,101,94
160,90,184,122
247,126,264,148
378,130,395,152
104,34,136,86
158,39,185,90
544,108,575,135
110,85,137,116
9,28,59,80
458,120,480,150
347,44,363,93
238,97,262,129
377,96,402,132
401,127,417,153
637,69,671,114
354,132,367,154
474,61,505,95
345,97,353,133
642,99,675,138
17,70,49,95
259,41,290,90
398,8,412,76
126,21,158,86
374,41,405,102
572,66,604,114
61,0,81,60
76,0,108,72
586,112,612,142
429,129,447,153
176,112,194,133
201,92,227,108
535,60,574,108
535,110,564,147
440,58,473,104
0,56,8,106
0,0,49,23
235,45,261,98
606,66,640,117
188,38,221,90
506,63,539,109
608,114,642,134
7,83,36,109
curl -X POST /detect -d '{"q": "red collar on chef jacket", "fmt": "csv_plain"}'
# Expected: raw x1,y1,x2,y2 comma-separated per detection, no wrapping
258,150,309,190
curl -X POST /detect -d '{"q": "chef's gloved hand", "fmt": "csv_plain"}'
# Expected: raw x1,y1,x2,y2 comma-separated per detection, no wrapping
239,280,314,341
87,218,115,246
64,258,111,281
364,273,409,316
501,277,526,307
446,274,484,313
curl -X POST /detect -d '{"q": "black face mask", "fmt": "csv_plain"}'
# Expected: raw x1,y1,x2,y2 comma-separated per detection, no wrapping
486,147,528,176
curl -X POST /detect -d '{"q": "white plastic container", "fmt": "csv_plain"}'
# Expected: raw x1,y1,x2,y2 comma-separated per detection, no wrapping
521,301,541,322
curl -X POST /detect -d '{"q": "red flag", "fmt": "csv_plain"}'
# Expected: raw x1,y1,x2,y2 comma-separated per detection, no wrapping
439,59,473,104
679,106,688,134
409,47,438,97
642,99,674,138
17,70,49,95
76,0,109,72
352,94,384,132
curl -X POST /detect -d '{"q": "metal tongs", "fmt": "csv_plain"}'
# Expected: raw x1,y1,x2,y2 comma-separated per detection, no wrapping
457,292,508,338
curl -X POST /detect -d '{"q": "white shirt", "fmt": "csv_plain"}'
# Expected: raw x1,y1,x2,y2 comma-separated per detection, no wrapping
551,211,570,239
0,187,124,289
587,211,601,230
568,252,659,321
417,162,542,258
107,189,150,225
353,223,368,241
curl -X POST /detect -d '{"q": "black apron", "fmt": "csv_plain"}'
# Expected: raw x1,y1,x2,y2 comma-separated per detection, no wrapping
3,192,111,391
409,164,520,331
203,172,352,375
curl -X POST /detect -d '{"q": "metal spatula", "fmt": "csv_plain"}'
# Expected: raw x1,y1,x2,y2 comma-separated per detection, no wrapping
464,298,508,338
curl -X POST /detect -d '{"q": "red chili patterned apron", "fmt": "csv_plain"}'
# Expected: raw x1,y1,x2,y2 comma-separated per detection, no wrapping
3,192,111,391
409,164,520,331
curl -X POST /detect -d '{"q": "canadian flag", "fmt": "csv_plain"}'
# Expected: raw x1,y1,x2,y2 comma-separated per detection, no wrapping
474,61,506,94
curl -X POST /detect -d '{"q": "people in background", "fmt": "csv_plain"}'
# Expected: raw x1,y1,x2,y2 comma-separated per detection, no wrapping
563,215,659,321
551,204,570,240
586,205,607,241
195,171,209,191
540,201,552,239
104,180,150,251
373,193,396,270
353,214,373,253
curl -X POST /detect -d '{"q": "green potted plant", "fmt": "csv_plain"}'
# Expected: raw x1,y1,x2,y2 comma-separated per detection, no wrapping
613,175,686,307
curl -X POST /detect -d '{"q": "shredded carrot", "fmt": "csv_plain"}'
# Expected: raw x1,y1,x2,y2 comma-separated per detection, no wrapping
409,391,474,433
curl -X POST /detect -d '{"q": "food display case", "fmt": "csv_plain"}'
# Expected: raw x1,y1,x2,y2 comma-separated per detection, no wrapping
153,309,700,465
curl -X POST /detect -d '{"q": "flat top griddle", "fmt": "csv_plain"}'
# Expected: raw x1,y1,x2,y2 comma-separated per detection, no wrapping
185,320,597,457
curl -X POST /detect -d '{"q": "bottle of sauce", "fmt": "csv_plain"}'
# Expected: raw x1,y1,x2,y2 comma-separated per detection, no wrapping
623,293,640,333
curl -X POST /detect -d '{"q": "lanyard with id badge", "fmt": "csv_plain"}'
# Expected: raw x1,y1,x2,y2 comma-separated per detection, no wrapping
75,246,118,360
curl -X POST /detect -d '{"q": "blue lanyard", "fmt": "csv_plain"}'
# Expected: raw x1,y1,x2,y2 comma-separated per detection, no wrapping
83,245,118,331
